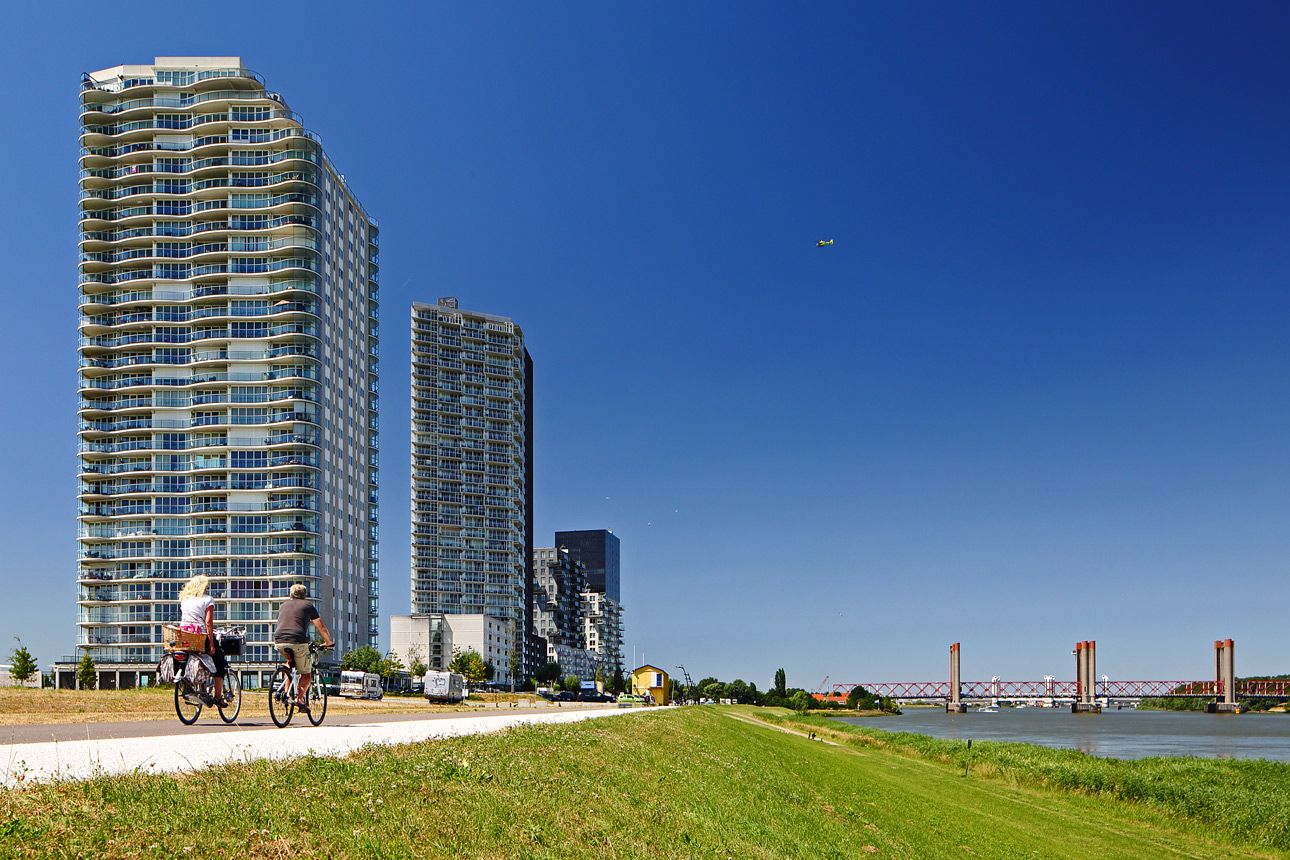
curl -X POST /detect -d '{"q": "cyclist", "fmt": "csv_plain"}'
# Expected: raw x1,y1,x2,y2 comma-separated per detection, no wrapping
273,583,333,712
176,574,227,704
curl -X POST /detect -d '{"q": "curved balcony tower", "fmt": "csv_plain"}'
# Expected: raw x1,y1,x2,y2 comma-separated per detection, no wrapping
76,58,379,680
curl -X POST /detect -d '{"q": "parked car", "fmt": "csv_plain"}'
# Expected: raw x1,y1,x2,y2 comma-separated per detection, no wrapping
553,691,577,702
577,690,614,703
616,693,645,704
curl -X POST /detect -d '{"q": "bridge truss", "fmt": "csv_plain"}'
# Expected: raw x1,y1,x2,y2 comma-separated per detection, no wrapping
825,680,1290,700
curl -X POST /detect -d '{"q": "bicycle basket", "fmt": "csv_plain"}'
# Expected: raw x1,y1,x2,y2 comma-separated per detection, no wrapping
215,629,245,656
162,625,206,653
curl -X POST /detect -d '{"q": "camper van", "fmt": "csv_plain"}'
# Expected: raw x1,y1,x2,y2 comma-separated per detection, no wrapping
423,671,465,703
339,671,383,700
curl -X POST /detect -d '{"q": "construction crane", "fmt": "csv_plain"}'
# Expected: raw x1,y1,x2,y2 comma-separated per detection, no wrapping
813,676,830,697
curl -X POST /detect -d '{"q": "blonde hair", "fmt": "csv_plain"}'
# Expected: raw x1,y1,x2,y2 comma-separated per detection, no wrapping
290,583,308,599
178,574,211,601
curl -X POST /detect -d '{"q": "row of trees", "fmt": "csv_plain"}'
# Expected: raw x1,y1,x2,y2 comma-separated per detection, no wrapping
670,669,897,714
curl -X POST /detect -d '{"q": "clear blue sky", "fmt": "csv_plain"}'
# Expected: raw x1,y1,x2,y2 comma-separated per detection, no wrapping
4,2,1290,690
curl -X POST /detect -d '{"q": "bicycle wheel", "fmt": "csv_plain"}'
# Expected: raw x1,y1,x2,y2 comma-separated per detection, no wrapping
268,667,294,728
217,670,241,724
306,674,328,726
175,678,202,725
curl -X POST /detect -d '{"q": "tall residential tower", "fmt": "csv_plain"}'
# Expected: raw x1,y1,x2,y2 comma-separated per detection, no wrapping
410,298,534,678
75,58,379,686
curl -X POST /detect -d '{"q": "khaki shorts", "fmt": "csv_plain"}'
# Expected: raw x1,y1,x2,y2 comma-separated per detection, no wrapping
276,642,314,676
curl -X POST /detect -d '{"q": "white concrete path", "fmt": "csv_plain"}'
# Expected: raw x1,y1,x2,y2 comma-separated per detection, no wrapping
1,707,662,787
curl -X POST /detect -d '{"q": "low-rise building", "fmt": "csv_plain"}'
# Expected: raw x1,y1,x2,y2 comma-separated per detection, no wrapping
390,613,514,685
631,664,670,704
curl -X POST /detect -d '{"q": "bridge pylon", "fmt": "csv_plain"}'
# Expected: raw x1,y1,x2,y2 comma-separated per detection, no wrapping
946,642,966,713
1072,641,1101,713
1207,639,1242,714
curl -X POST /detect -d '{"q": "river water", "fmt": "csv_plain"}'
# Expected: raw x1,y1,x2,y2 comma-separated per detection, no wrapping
834,706,1290,762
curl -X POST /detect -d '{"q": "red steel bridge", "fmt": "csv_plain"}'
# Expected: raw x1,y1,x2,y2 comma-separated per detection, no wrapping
820,679,1290,701
818,640,1290,705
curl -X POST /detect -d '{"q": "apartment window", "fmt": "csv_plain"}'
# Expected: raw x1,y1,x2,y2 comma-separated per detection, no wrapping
231,322,269,338
231,515,268,533
231,386,268,403
230,451,268,469
230,106,271,122
156,70,195,86
231,128,273,143
155,114,190,130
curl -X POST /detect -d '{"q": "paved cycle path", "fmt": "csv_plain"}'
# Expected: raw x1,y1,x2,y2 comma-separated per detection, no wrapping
0,706,661,787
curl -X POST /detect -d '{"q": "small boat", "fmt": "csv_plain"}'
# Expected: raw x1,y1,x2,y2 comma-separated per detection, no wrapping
978,706,999,713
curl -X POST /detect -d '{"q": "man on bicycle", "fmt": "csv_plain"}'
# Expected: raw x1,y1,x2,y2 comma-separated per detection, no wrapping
273,583,333,711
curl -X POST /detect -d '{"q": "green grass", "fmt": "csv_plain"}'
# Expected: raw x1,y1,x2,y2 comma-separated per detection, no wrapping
763,708,1290,852
1,706,1284,859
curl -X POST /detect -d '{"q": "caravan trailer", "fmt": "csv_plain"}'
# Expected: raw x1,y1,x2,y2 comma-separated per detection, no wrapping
339,671,383,700
423,671,465,703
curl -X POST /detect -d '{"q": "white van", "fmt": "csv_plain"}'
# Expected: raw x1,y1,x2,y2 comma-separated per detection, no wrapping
339,671,383,700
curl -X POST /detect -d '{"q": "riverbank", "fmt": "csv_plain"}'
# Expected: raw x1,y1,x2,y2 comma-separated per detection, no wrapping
784,709,1290,852
3,706,1285,858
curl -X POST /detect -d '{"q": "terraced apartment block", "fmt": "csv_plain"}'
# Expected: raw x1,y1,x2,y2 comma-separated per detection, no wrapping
72,57,379,687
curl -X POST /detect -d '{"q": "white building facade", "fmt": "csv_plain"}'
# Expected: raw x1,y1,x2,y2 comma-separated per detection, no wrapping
390,613,513,685
75,58,379,684
581,590,623,673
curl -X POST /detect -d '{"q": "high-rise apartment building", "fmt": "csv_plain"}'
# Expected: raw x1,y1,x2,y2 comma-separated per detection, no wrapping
581,590,623,674
411,298,534,674
532,547,587,649
555,529,620,602
74,58,379,685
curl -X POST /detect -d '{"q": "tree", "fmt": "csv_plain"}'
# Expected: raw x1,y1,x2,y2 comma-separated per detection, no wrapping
76,653,96,690
341,645,383,673
562,674,581,693
380,650,405,685
484,660,496,682
534,660,561,685
449,648,487,685
508,618,523,691
846,685,870,710
609,666,625,696
7,638,37,684
406,644,428,679
774,668,787,698
789,690,811,714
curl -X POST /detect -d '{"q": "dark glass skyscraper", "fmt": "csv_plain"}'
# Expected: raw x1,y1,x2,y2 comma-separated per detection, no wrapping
554,529,620,602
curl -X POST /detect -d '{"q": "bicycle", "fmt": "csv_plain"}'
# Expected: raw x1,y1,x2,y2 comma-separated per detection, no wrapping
172,626,245,726
268,642,330,727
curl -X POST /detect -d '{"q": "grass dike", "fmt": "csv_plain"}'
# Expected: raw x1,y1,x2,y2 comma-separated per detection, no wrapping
1,705,1285,859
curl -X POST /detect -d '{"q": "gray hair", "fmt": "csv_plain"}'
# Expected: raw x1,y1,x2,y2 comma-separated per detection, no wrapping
290,583,308,599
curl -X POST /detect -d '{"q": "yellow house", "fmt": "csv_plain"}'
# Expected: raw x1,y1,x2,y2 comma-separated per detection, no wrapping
631,665,670,704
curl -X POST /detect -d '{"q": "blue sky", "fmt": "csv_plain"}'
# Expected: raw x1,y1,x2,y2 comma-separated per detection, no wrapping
3,2,1290,690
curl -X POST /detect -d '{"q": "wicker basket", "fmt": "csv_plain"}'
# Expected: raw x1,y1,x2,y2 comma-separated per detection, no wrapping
162,625,207,653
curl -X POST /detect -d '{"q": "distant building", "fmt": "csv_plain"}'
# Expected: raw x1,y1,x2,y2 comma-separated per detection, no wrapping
532,547,586,648
555,529,620,602
390,613,514,685
631,665,670,704
581,590,623,673
411,298,535,676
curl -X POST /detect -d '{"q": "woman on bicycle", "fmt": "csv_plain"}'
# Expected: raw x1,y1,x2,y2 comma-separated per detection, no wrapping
177,574,227,703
